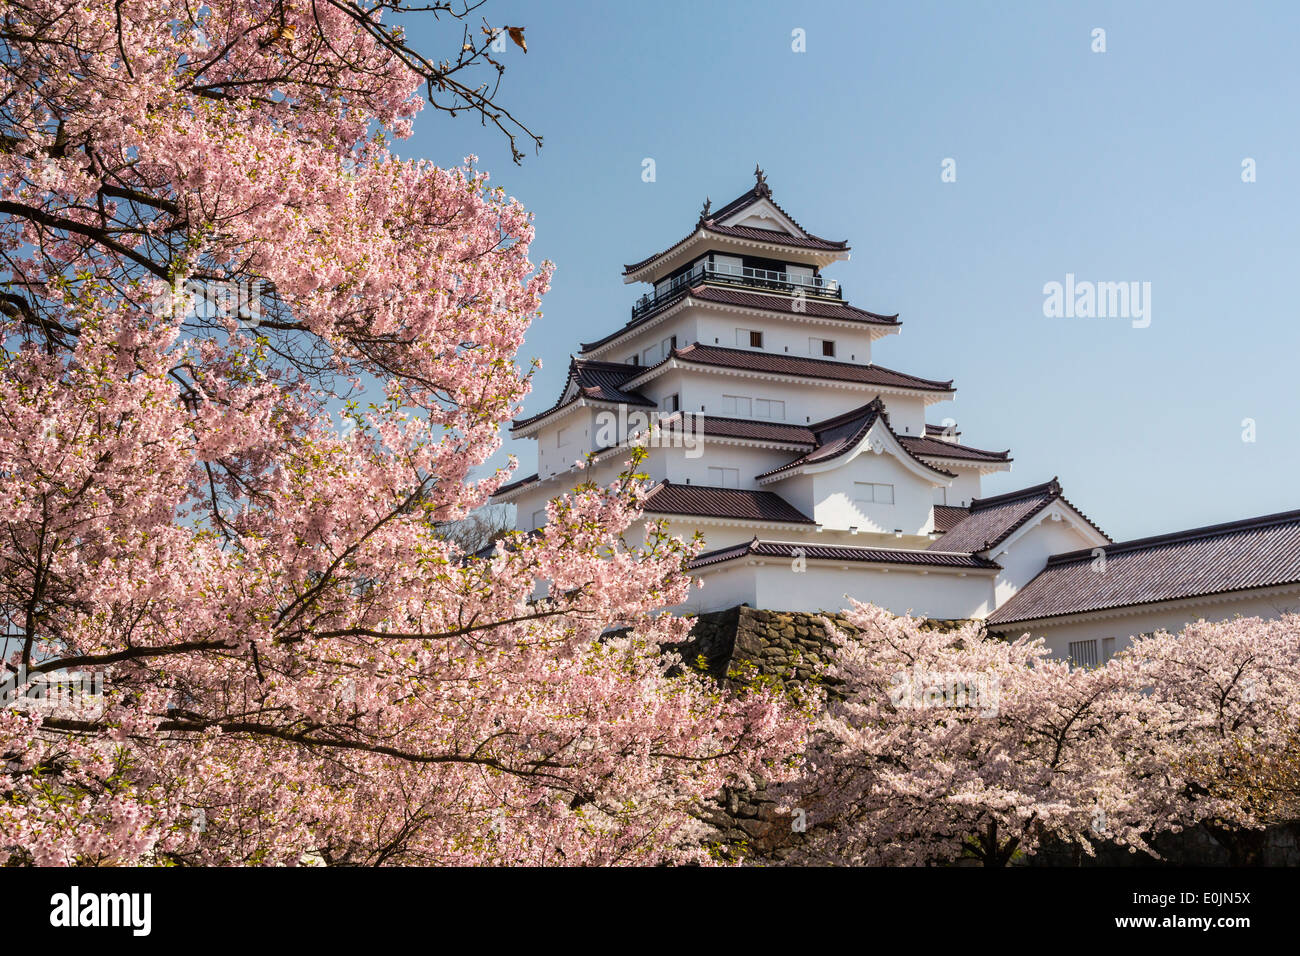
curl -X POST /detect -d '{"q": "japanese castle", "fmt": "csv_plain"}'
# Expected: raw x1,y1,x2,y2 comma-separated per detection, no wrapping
494,169,1300,660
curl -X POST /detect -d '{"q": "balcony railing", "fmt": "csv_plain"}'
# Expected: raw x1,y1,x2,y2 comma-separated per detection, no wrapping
630,261,842,320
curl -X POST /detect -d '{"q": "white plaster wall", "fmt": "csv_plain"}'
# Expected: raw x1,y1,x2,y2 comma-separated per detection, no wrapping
508,453,646,529
536,406,600,478
602,312,701,367
785,447,940,534
677,374,932,436
989,508,1106,608
680,563,995,618
675,564,759,614
936,470,983,507
693,309,882,365
659,444,791,490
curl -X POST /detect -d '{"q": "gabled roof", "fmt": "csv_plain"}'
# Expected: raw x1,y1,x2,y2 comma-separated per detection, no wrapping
622,178,849,277
689,538,1001,571
756,398,955,482
628,342,954,394
643,482,815,525
708,177,810,230
579,284,898,355
511,357,654,432
987,508,1300,627
927,478,1108,554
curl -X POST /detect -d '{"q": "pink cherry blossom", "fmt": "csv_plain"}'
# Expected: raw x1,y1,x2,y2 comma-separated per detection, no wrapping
0,1,805,866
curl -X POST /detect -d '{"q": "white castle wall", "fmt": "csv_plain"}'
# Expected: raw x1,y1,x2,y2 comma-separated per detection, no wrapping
936,469,982,507
593,302,891,370
671,372,934,437
988,506,1105,608
682,562,996,619
766,448,940,535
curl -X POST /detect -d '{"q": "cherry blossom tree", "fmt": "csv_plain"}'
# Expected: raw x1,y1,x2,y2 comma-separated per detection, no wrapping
1112,616,1300,864
0,1,804,866
778,602,1176,866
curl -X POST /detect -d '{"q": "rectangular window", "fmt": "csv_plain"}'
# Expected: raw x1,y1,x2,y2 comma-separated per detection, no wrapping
661,393,680,413
1102,637,1116,662
627,354,639,366
661,335,677,357
736,328,763,348
714,254,743,276
754,398,785,420
854,481,895,506
531,509,547,530
721,394,752,417
642,346,658,365
1068,640,1099,669
810,337,836,357
556,427,571,447
707,467,740,489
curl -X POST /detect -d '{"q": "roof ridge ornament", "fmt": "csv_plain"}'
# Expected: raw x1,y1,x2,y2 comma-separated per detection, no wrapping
699,196,711,222
754,163,771,198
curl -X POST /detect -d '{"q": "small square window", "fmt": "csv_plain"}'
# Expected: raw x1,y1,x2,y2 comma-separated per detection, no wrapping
749,330,763,348
722,395,752,417
707,467,740,489
1069,640,1099,669
854,481,895,507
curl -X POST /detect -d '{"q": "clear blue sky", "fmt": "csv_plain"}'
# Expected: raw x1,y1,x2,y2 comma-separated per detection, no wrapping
402,0,1300,543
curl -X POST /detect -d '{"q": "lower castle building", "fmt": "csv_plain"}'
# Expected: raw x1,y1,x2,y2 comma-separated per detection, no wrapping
494,171,1300,662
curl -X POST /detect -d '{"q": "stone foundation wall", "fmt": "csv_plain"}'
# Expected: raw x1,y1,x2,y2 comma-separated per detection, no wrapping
671,605,851,859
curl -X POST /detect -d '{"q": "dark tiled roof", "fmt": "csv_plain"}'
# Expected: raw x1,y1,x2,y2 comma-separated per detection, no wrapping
927,479,1061,553
621,224,847,276
641,343,954,392
494,472,540,496
987,508,1300,626
689,285,896,324
643,482,815,524
933,504,971,534
658,413,816,447
704,222,849,249
928,478,1110,554
567,359,651,404
579,284,898,354
757,399,955,481
511,357,654,430
689,538,1001,571
622,183,849,276
898,434,1012,463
